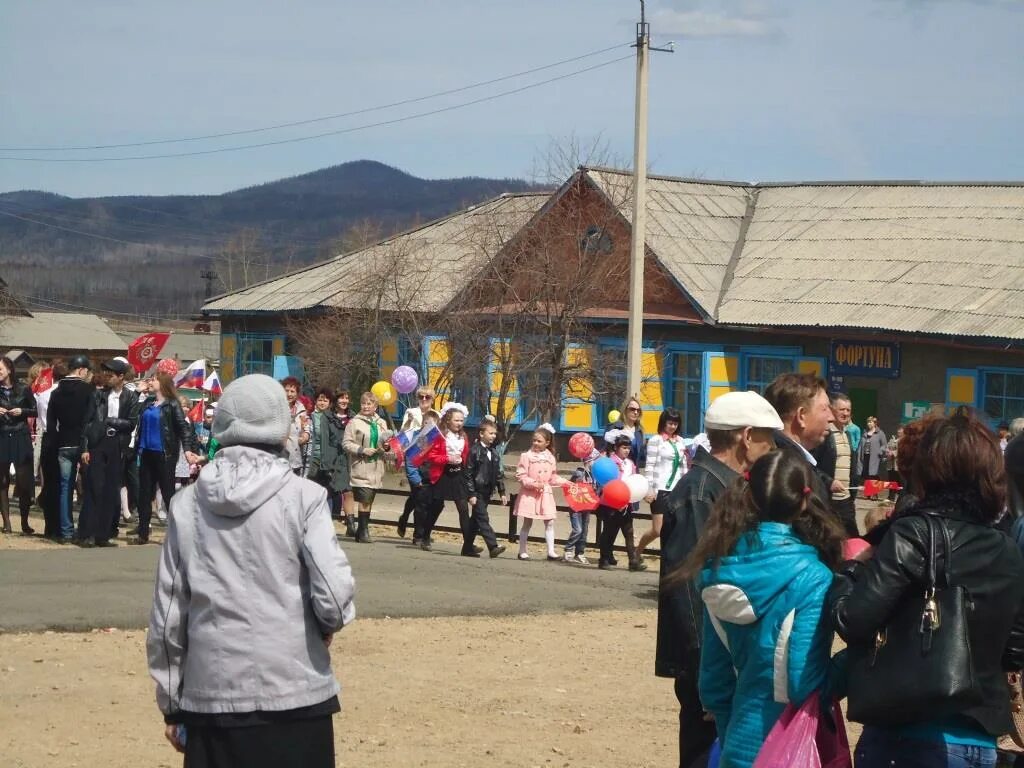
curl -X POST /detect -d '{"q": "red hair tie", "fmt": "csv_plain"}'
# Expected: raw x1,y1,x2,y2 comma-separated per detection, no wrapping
743,471,751,481
802,486,812,496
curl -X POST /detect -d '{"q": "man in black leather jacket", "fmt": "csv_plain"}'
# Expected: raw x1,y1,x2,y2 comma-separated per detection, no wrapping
76,359,140,547
656,391,781,768
830,413,1024,763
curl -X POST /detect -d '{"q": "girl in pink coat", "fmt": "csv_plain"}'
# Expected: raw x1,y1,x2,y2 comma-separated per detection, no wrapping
514,424,567,561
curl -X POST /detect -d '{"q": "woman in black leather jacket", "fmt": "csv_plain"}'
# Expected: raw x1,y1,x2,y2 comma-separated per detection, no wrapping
131,372,198,544
831,411,1024,768
0,357,36,534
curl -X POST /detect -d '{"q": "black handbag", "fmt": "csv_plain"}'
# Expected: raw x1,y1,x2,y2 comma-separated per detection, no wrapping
847,513,983,725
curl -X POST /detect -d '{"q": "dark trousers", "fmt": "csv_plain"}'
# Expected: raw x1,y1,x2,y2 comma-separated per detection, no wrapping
598,505,635,563
40,436,59,537
399,487,417,528
675,673,717,768
833,496,860,538
183,715,335,768
77,436,122,543
887,468,900,501
413,482,444,542
467,492,499,551
123,448,139,514
138,449,176,537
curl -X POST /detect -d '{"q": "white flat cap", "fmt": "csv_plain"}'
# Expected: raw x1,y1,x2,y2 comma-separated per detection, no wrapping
704,391,784,431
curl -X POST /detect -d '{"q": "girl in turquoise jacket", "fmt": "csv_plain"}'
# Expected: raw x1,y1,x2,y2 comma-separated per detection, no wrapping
682,449,845,768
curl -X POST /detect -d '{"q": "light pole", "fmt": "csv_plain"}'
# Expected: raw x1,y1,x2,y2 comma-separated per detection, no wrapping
625,1,672,400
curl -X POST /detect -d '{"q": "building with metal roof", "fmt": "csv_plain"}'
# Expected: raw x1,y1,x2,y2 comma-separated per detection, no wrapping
203,168,1024,436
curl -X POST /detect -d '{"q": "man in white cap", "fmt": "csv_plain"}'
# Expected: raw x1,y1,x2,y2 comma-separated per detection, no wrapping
655,390,782,768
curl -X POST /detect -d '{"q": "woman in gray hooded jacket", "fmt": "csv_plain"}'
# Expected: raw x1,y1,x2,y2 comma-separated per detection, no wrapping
147,374,356,768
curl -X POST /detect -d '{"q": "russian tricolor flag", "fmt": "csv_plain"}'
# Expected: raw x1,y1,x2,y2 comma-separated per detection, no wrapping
202,370,223,395
174,359,206,389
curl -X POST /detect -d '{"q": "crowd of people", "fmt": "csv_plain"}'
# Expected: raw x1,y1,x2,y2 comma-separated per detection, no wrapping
7,352,1024,768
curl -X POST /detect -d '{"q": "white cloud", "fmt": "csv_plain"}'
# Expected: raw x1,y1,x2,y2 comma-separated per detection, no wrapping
650,2,783,38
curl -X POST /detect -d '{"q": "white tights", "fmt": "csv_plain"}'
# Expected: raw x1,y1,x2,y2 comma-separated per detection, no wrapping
518,518,556,557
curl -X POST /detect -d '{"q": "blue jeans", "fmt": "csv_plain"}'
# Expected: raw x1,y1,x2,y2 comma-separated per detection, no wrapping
856,726,997,768
565,511,589,555
57,447,80,540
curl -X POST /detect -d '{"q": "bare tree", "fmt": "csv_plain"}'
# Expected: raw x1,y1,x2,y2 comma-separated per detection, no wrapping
215,229,269,292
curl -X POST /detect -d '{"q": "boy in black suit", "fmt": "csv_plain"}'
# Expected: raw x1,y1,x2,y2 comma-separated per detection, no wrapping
466,419,508,558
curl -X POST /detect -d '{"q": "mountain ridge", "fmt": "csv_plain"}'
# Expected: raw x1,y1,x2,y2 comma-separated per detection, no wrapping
0,160,547,317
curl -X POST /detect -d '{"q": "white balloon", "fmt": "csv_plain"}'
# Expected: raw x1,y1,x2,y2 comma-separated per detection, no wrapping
625,474,650,504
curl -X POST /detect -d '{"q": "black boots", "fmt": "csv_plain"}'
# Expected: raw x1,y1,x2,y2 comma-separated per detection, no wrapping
355,512,372,543
343,515,357,539
20,511,34,535
626,539,648,571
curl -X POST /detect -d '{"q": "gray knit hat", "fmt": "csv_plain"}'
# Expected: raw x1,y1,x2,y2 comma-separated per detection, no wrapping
212,374,292,448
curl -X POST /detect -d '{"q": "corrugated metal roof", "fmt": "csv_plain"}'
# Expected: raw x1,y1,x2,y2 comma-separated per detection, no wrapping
585,168,751,316
717,184,1024,339
204,167,1024,342
203,193,547,314
0,312,127,351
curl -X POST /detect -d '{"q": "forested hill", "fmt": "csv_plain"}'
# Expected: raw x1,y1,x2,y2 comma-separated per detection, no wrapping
0,160,544,318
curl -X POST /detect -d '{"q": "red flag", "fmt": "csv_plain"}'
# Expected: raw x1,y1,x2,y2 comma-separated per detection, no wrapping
127,333,171,374
862,479,901,496
561,481,600,513
32,367,53,394
187,399,205,423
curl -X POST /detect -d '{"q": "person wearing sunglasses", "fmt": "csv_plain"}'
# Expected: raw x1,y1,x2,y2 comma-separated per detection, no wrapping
397,386,439,540
604,396,647,471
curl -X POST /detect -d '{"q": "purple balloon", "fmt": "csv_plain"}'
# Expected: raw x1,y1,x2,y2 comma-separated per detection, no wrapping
391,365,419,395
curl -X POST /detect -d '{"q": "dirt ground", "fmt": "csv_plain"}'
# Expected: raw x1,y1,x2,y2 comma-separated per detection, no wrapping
0,610,677,768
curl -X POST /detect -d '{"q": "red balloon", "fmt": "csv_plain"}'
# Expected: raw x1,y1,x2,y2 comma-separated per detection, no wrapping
568,432,595,460
601,479,631,509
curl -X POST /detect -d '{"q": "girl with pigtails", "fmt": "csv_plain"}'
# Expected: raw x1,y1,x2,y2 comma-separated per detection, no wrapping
680,449,845,768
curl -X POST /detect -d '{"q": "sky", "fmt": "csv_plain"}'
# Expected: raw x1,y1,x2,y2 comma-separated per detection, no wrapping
2,0,1023,197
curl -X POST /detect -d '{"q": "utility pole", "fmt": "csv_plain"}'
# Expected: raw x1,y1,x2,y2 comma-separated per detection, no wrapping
200,269,219,300
625,1,672,400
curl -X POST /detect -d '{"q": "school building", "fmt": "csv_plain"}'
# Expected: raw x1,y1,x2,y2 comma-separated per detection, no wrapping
201,167,1024,436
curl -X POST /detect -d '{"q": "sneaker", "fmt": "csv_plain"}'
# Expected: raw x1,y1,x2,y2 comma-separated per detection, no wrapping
156,508,167,522
517,553,530,560
563,551,574,562
598,559,613,570
489,545,506,558
546,554,561,561
573,554,590,565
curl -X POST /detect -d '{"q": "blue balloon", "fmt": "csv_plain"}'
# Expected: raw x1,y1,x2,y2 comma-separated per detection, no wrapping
592,457,619,486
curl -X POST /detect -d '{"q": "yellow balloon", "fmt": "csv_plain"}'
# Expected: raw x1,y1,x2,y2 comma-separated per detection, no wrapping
371,380,396,406
608,409,622,424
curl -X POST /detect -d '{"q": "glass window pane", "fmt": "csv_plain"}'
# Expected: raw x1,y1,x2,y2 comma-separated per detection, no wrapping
1007,374,1024,398
987,373,1005,396
984,397,1003,420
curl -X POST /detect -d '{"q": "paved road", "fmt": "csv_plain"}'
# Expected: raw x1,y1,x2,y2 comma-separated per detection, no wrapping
0,533,658,633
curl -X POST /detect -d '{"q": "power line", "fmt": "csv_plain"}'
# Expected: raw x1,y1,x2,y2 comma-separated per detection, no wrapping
18,293,188,321
0,43,630,152
0,208,277,266
0,197,330,251
0,55,633,163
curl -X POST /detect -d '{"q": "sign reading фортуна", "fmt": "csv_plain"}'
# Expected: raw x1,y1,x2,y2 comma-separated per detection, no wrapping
830,340,901,379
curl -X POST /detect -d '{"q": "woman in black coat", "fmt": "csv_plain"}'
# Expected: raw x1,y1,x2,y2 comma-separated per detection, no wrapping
0,357,36,534
131,372,199,544
831,411,1024,768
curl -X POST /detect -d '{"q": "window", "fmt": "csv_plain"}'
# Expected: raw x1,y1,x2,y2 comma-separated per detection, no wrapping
596,345,627,424
580,225,613,255
746,356,795,394
237,333,275,377
668,352,703,436
983,370,1024,423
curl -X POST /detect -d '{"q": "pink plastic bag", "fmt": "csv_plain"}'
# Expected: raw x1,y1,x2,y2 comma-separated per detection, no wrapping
752,692,852,768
